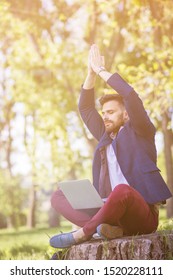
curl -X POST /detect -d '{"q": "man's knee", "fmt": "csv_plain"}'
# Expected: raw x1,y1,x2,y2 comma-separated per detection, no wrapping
51,189,60,208
111,184,144,204
111,184,135,200
113,184,132,193
51,188,66,208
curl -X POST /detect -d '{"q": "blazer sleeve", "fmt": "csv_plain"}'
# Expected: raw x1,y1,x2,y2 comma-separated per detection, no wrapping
107,73,156,138
78,87,105,141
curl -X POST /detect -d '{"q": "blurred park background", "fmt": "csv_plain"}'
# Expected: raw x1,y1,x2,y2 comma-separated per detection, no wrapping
0,0,173,259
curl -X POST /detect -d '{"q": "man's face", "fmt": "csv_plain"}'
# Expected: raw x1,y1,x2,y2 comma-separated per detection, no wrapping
101,100,128,134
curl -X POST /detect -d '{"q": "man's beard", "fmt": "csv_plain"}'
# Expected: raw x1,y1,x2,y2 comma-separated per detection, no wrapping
104,120,124,134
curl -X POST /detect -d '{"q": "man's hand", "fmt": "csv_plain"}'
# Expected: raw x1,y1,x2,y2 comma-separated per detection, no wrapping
83,44,112,89
83,46,97,89
87,49,96,76
89,44,105,74
90,44,112,82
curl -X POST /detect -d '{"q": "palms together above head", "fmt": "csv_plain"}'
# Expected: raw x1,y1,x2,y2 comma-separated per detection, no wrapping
89,44,105,74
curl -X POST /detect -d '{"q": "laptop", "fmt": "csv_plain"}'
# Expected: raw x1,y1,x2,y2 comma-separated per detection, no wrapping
58,179,104,210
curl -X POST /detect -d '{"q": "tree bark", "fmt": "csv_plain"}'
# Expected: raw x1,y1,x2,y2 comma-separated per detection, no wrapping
24,114,38,228
162,112,173,218
27,184,37,228
64,231,173,260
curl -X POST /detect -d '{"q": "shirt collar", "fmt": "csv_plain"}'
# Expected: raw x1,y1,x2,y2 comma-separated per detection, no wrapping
109,126,124,140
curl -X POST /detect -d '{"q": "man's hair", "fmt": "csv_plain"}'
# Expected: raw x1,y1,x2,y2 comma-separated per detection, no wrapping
99,94,124,106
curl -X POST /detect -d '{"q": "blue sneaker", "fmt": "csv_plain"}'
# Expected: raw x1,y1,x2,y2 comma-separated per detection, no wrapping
50,232,76,248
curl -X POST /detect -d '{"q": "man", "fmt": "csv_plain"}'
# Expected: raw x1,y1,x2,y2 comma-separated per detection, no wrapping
50,44,172,248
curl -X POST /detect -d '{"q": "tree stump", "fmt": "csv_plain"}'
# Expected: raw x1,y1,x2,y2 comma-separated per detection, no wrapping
62,230,173,260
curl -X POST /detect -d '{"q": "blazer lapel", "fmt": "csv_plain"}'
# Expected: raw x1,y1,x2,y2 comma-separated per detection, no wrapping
96,132,112,150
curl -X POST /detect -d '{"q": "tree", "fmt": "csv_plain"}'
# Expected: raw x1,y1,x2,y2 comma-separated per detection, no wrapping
0,0,172,228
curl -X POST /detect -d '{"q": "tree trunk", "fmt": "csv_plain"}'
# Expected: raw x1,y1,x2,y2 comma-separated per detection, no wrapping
162,112,173,218
6,216,13,229
27,184,37,228
64,231,173,260
24,114,38,228
49,208,60,227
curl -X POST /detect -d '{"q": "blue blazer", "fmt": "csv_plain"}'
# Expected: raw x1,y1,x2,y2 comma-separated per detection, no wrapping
78,73,172,204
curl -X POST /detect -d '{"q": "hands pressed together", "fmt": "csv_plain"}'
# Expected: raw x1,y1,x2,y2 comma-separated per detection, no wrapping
83,44,112,89
88,44,105,75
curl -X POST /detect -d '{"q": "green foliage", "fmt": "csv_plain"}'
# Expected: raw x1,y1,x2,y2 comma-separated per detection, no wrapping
0,0,173,227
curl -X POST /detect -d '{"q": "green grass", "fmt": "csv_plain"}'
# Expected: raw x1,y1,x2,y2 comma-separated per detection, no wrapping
158,207,173,231
0,208,172,260
0,221,72,260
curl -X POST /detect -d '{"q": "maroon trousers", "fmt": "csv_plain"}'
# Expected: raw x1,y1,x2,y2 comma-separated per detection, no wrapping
51,184,158,237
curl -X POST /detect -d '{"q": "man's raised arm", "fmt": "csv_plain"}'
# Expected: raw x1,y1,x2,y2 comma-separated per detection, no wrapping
83,49,96,89
78,47,106,141
89,44,155,138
